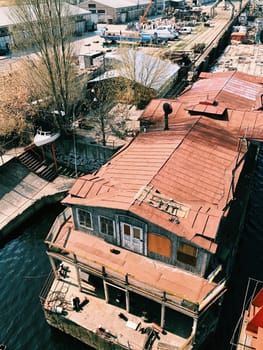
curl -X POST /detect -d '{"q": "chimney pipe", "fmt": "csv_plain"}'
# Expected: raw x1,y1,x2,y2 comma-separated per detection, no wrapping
163,103,173,130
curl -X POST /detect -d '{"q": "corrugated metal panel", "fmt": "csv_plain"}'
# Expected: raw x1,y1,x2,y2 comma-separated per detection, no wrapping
85,0,150,9
179,71,262,111
69,178,87,197
0,4,91,28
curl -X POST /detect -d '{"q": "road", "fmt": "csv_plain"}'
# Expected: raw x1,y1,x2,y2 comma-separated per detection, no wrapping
0,23,127,73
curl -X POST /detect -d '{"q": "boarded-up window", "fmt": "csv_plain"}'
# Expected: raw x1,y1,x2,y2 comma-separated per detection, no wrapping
177,242,197,266
148,233,172,258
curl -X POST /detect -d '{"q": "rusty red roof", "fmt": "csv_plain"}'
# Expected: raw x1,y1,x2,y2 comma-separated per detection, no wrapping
64,71,263,253
179,71,263,111
141,72,263,140
64,116,241,252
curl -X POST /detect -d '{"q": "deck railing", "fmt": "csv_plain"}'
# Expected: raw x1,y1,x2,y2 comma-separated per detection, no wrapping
39,269,55,306
45,208,71,243
45,210,226,318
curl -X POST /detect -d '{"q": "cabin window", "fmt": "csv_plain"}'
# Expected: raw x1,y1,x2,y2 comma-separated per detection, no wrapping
123,223,131,236
88,4,96,8
177,242,197,266
133,227,141,239
99,216,114,236
122,224,141,238
98,9,105,14
77,209,93,229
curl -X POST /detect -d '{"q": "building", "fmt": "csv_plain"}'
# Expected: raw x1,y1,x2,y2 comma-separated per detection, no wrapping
0,3,96,51
88,49,180,99
40,70,263,349
79,0,169,24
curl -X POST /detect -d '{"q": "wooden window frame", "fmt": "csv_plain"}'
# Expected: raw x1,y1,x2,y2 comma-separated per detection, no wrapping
77,208,93,230
99,216,115,236
177,242,197,267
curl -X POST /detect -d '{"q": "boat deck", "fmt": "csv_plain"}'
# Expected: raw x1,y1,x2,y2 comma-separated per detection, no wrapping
44,263,193,350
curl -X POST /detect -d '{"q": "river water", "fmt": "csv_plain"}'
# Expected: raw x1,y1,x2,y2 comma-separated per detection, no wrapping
0,204,89,350
1,144,263,350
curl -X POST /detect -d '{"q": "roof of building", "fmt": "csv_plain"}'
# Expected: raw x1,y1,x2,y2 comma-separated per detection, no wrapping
140,98,263,140
89,49,180,92
80,0,150,10
63,70,263,253
64,115,241,253
178,70,263,111
0,4,91,27
141,70,263,140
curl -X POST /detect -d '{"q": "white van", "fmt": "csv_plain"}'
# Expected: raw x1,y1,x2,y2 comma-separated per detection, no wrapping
178,27,192,34
145,26,179,40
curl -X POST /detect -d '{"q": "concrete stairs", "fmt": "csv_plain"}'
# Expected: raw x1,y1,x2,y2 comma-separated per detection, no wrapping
17,148,85,182
18,149,58,182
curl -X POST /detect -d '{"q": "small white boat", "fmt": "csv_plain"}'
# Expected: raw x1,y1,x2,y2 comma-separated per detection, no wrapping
34,128,60,147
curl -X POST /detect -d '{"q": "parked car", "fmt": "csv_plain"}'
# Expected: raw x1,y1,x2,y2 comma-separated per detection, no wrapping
145,26,179,40
178,27,192,34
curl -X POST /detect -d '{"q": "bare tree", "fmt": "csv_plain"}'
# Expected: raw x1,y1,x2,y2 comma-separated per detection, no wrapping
113,48,173,108
0,63,34,144
10,0,82,132
86,79,121,146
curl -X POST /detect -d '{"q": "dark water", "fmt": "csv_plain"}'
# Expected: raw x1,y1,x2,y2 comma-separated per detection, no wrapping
0,205,88,350
1,145,263,350
205,143,263,350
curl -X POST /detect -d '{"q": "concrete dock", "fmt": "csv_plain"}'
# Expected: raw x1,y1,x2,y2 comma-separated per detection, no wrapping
0,152,75,242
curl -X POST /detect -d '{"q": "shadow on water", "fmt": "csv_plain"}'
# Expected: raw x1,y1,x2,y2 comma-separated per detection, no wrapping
201,143,263,350
0,203,65,248
0,203,92,350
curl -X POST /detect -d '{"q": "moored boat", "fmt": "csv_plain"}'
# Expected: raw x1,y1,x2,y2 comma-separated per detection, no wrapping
39,69,263,350
34,128,60,147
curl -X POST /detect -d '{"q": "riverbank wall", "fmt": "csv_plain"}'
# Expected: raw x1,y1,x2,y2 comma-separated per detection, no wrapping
45,134,121,175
